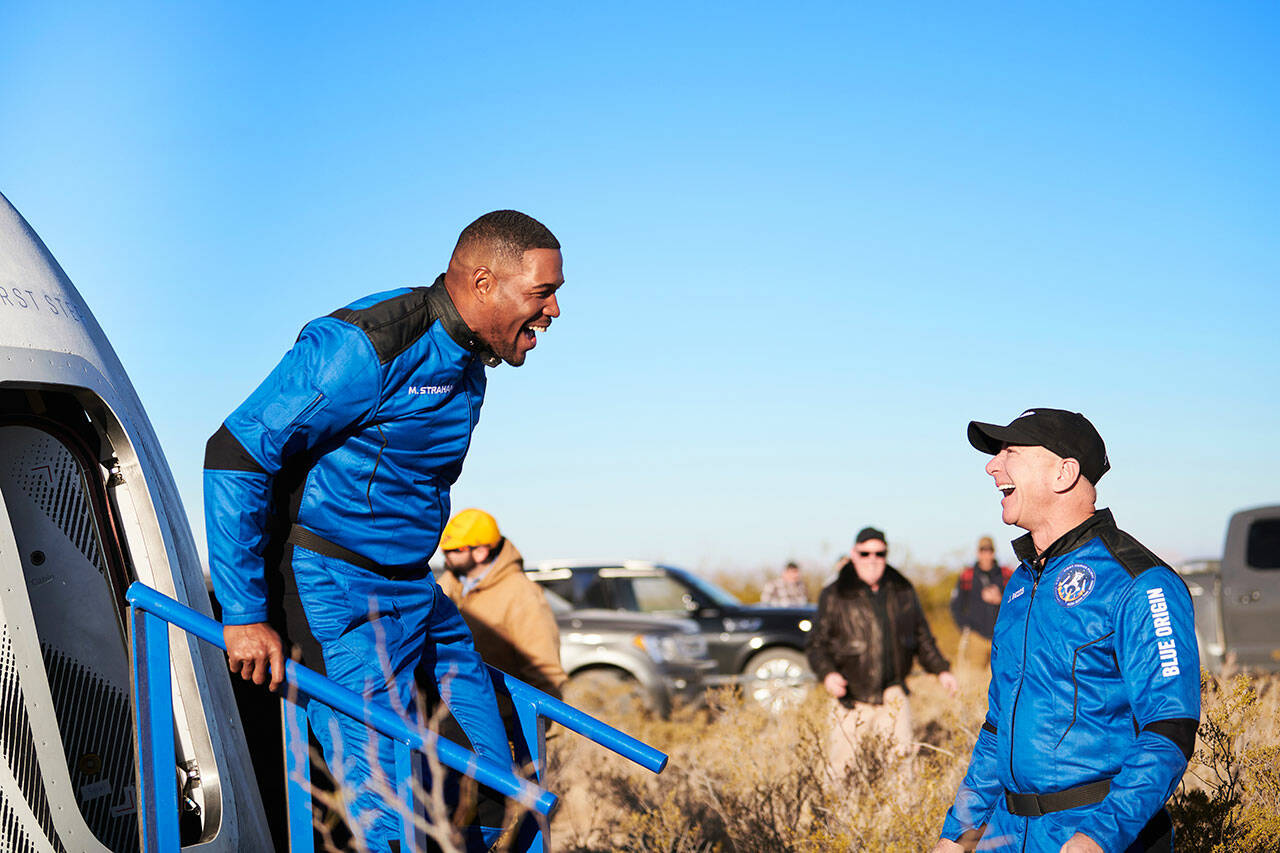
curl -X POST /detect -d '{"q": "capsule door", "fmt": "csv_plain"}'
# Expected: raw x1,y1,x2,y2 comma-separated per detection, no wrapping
0,419,138,852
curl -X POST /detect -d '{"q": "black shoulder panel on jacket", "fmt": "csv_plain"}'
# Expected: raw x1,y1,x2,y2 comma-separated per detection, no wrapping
329,287,437,365
1142,717,1198,762
205,424,265,473
1098,523,1165,579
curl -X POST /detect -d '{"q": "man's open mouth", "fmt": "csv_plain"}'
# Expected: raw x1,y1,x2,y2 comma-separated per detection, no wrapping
521,322,548,346
997,483,1016,497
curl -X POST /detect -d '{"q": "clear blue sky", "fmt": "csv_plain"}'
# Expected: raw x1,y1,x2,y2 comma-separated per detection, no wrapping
3,2,1277,578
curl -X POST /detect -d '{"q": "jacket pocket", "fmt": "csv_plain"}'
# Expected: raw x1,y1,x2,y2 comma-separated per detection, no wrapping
262,390,327,437
836,638,868,668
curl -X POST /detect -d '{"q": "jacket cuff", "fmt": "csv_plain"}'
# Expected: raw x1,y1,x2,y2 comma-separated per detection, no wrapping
1067,824,1112,852
939,809,971,841
221,607,269,626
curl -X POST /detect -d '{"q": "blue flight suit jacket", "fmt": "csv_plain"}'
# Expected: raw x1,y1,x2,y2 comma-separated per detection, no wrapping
941,510,1200,851
204,275,497,626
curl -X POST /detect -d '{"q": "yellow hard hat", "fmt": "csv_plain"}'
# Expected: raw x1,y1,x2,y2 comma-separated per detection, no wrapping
440,508,502,550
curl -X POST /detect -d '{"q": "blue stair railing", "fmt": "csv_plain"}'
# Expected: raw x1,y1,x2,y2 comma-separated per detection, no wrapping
126,582,667,852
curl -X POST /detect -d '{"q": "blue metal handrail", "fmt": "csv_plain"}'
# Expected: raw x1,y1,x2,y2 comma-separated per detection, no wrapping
126,582,666,852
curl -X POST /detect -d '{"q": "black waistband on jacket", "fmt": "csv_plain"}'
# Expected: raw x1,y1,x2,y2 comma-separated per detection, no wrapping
287,525,430,581
1005,779,1110,817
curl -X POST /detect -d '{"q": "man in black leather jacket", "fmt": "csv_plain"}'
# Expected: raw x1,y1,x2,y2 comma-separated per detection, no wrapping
807,527,957,778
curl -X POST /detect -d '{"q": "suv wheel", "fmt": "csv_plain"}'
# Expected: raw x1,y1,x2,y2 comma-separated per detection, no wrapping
743,648,811,713
564,668,654,718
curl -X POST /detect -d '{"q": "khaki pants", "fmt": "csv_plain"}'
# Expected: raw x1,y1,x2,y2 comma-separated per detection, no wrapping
956,627,994,673
827,685,913,779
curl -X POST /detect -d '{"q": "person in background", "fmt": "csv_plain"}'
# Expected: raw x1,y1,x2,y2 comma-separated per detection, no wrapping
438,508,568,701
761,560,809,606
807,527,957,778
949,536,1012,671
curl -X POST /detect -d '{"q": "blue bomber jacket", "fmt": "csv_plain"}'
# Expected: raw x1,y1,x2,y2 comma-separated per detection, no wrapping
204,276,498,626
940,510,1200,852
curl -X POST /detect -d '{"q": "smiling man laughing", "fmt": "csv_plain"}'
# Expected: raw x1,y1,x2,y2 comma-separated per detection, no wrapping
445,212,563,366
931,409,1200,853
204,210,562,851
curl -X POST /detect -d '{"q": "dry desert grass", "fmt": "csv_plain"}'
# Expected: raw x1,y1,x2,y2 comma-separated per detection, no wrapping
547,667,989,852
311,570,1280,851
546,665,1280,852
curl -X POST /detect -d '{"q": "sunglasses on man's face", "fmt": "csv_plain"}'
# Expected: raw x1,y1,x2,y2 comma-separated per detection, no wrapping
857,549,887,558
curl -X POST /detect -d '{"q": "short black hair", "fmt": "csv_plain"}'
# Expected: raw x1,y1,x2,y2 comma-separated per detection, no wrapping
454,210,560,265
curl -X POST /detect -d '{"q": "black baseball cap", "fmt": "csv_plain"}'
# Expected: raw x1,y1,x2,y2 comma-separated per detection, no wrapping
967,408,1110,484
855,526,886,545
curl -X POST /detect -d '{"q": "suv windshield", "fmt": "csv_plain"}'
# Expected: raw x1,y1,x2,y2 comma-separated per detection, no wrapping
542,587,573,615
669,567,741,608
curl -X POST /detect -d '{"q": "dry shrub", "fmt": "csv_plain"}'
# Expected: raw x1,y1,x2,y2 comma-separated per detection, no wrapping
300,584,1280,851
1169,671,1280,852
548,669,1280,852
549,670,987,852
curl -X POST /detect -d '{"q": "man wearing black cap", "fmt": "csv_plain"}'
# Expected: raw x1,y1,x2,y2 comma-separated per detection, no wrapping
808,526,957,779
932,409,1200,853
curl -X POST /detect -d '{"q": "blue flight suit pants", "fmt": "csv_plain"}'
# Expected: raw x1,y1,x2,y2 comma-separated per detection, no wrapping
291,546,512,851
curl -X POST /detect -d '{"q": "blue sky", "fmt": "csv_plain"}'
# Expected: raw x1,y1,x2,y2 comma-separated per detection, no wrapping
3,2,1277,578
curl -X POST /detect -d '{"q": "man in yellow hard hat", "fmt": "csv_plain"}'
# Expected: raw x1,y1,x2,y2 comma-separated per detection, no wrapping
438,509,567,700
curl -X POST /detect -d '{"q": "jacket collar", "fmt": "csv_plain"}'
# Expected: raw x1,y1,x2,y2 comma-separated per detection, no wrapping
835,562,909,597
466,539,524,592
438,539,525,598
1012,508,1115,569
425,274,501,367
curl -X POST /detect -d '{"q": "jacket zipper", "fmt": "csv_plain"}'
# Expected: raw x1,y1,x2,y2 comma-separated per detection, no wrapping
1008,563,1042,793
1009,562,1041,852
459,356,481,460
884,585,899,686
366,423,388,512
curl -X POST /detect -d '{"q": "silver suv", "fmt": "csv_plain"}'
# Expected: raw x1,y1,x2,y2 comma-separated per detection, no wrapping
545,589,713,716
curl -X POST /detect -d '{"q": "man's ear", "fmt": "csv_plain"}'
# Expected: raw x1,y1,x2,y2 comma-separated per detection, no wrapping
472,544,492,564
1054,457,1083,493
472,266,494,301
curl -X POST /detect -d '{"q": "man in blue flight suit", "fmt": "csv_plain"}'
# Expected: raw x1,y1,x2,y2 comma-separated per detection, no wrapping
204,210,563,851
932,409,1199,853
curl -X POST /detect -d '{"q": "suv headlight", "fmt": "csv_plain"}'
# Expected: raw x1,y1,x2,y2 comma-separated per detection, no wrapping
635,633,708,663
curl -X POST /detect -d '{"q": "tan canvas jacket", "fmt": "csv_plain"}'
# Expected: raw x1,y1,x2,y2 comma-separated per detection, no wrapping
438,539,567,699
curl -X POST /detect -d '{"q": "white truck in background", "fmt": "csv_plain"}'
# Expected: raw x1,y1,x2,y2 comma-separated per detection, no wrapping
1176,505,1280,673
